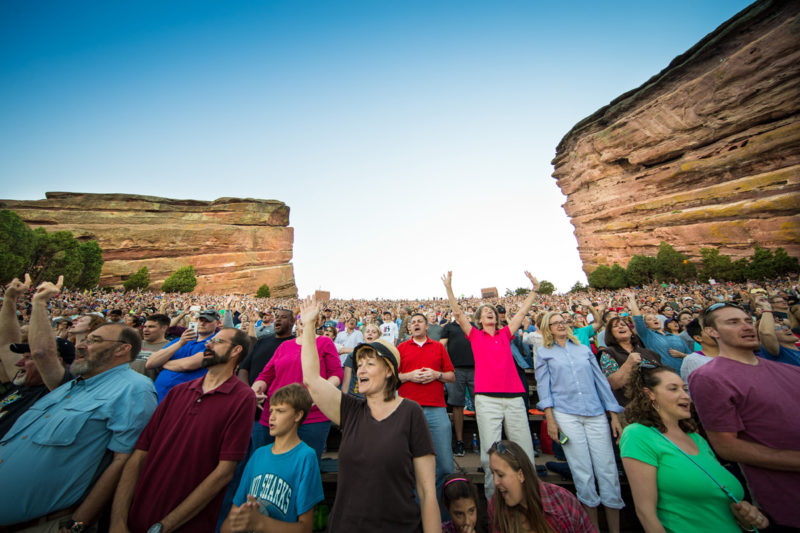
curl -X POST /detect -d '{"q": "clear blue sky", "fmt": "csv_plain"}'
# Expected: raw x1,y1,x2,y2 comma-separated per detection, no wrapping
0,0,753,298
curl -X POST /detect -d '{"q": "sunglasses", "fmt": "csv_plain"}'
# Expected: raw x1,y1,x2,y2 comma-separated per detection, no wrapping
491,440,515,460
637,359,661,373
702,302,746,318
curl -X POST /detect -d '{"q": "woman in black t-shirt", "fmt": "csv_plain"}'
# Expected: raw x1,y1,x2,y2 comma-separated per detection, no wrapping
298,297,439,533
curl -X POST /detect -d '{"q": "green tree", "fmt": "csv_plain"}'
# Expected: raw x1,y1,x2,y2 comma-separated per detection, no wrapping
161,266,198,293
772,248,800,276
537,281,555,295
123,266,151,291
569,281,588,293
0,210,35,284
256,284,271,298
588,265,612,289
608,263,628,289
514,287,531,296
746,246,776,279
655,242,696,282
626,254,657,286
76,241,103,289
28,229,84,287
730,258,750,282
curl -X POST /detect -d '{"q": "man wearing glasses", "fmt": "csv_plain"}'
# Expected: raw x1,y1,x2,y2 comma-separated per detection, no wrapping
147,310,221,402
689,302,800,530
112,327,256,533
0,293,157,532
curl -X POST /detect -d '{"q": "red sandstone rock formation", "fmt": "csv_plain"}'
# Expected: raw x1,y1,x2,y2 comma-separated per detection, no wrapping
0,192,298,296
552,0,800,276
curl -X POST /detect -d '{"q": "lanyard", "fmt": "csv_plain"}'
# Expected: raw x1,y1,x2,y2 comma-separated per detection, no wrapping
649,427,758,532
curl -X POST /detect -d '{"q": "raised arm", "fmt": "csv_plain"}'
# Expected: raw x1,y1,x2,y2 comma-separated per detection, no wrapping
0,274,30,379
299,297,341,425
624,290,642,316
29,277,67,390
755,297,780,356
580,297,604,333
441,272,471,336
507,271,539,335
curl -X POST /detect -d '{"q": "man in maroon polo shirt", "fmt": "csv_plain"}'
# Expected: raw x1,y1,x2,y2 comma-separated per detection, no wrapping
111,327,256,533
398,313,456,515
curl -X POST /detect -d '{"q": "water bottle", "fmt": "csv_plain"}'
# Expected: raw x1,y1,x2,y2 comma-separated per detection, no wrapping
533,432,542,457
472,433,479,453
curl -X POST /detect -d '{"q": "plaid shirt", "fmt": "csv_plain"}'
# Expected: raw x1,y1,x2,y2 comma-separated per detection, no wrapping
488,482,597,532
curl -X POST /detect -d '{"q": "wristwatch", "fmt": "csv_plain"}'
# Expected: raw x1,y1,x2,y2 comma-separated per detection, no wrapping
147,523,163,533
439,371,443,381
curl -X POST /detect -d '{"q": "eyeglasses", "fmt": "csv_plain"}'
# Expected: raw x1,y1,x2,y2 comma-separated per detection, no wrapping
549,320,566,326
491,440,515,459
85,336,128,346
207,337,231,346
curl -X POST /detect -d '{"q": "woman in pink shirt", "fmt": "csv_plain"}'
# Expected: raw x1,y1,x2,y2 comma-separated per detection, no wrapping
443,271,539,499
252,313,343,461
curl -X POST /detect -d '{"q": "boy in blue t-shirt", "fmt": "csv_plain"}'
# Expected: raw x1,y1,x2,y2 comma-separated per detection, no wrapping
222,383,323,532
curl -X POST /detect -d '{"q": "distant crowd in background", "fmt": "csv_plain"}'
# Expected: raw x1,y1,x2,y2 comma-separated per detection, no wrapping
1,272,799,533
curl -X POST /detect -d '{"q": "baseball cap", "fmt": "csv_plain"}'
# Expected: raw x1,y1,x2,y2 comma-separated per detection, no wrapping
198,310,221,321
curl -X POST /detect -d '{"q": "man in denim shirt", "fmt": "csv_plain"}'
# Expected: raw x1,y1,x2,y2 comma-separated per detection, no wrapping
0,323,157,531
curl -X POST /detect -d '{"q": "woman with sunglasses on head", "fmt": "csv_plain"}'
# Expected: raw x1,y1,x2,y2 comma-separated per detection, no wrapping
621,363,768,533
487,440,595,533
442,271,540,499
298,296,439,533
598,316,662,408
535,311,624,533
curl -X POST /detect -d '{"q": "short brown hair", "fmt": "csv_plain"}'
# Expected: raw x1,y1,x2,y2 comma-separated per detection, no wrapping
270,383,313,424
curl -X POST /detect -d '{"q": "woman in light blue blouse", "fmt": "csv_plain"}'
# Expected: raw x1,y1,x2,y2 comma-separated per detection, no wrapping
623,291,687,371
535,311,624,533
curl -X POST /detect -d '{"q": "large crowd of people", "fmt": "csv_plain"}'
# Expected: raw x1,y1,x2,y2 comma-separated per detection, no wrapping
0,271,799,532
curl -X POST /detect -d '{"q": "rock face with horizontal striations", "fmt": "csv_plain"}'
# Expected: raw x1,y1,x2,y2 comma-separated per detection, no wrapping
552,0,800,276
0,192,298,296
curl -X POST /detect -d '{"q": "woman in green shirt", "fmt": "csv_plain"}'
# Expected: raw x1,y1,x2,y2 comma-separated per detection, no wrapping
620,364,767,533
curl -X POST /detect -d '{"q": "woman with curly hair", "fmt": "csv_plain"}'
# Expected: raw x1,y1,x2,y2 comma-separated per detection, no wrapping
487,440,594,533
620,363,768,532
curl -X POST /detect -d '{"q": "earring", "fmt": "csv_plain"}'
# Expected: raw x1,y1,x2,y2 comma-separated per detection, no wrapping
652,401,660,411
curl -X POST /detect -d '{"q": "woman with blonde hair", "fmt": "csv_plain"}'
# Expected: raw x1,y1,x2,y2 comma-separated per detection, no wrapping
535,311,624,533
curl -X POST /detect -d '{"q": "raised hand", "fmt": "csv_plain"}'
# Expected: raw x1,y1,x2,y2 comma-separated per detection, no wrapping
32,275,64,302
5,273,32,299
524,271,539,288
299,296,320,325
441,271,453,288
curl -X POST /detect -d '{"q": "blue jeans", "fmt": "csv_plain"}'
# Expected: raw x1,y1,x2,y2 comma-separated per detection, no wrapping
297,420,331,464
422,406,454,518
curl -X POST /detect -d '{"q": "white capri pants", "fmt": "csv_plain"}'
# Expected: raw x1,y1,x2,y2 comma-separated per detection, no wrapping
553,410,624,509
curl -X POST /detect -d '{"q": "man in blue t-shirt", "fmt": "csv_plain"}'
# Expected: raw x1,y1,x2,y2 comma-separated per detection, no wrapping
222,383,323,531
146,310,220,401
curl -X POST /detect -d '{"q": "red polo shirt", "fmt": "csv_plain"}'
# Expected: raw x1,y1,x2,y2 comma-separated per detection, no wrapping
398,337,454,407
128,374,256,532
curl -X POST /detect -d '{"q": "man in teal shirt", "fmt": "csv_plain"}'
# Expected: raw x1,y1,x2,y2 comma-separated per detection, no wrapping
0,323,157,531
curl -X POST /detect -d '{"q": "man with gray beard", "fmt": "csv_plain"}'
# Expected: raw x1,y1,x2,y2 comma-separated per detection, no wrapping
0,277,157,532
